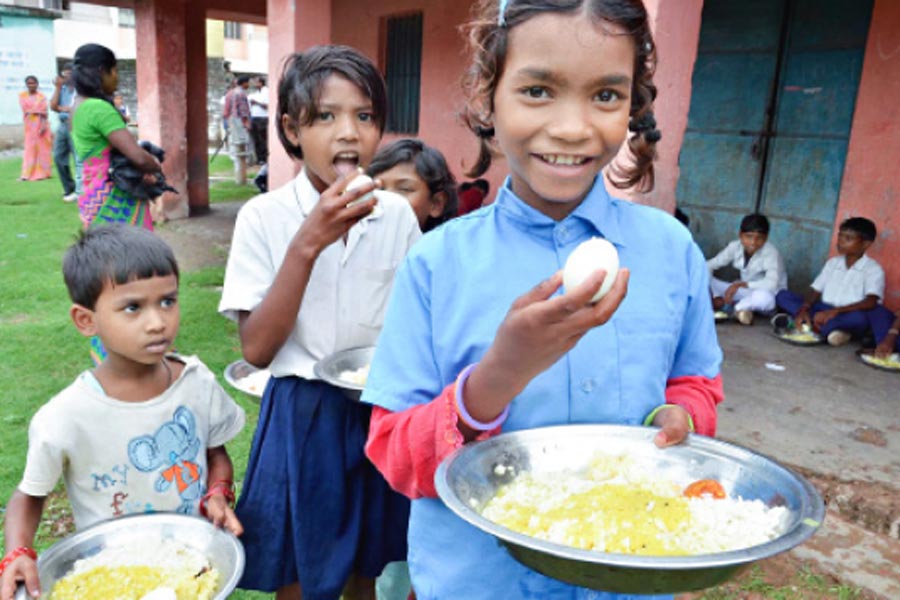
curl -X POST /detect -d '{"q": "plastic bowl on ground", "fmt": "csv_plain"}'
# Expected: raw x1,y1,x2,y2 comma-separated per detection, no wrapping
16,513,244,600
434,424,825,595
312,346,375,401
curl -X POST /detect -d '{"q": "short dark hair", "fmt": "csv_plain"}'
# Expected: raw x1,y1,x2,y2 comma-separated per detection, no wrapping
237,75,251,86
740,213,770,235
24,75,38,84
367,138,459,231
840,217,877,242
62,62,74,72
276,45,387,160
63,225,179,310
473,178,490,194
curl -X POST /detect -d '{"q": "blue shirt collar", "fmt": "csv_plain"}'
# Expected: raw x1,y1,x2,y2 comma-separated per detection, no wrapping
492,175,626,248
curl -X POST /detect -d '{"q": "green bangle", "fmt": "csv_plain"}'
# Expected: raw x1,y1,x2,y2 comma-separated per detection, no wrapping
643,404,695,432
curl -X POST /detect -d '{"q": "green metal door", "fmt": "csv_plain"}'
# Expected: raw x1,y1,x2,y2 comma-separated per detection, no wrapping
677,0,872,289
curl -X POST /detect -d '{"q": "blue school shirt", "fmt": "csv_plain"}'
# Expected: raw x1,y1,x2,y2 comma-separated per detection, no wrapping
363,176,722,600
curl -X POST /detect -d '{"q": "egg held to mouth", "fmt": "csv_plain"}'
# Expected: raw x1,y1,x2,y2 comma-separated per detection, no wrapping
563,237,619,303
344,173,376,207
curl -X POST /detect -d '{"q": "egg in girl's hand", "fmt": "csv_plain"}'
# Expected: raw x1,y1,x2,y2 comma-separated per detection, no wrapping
563,237,619,303
344,172,377,208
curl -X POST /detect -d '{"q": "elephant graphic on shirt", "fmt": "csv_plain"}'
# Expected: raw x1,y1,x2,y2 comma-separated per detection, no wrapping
128,406,204,514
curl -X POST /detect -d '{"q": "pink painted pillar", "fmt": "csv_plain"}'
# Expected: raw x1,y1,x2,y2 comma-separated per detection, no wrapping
629,0,703,213
834,0,900,310
266,0,333,190
134,0,189,220
185,1,210,216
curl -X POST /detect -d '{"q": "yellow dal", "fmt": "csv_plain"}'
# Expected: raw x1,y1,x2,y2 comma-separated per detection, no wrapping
49,565,219,600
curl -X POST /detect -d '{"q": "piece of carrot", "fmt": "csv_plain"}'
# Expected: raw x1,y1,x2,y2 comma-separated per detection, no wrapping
683,479,726,499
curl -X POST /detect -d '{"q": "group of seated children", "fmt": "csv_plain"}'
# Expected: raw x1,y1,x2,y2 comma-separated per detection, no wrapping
708,214,894,354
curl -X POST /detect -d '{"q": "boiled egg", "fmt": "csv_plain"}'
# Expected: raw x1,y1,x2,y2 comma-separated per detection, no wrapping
563,237,619,303
344,173,376,207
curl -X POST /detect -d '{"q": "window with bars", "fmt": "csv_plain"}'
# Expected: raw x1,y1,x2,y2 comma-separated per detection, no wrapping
119,8,135,28
384,12,422,134
224,21,242,39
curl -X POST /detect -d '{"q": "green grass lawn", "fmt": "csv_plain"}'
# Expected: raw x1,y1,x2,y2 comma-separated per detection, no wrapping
0,156,267,598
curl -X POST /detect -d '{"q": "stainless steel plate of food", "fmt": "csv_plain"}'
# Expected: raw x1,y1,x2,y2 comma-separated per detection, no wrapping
773,329,823,346
435,424,824,594
16,513,243,600
224,359,271,399
856,349,900,372
313,346,375,401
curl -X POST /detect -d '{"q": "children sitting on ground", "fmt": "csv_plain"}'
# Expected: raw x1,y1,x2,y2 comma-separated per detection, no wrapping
0,225,245,600
367,138,458,233
773,217,885,346
707,213,786,325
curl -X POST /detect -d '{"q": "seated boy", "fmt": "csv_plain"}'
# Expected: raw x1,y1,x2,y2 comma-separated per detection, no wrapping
707,213,786,325
774,217,884,346
0,225,246,600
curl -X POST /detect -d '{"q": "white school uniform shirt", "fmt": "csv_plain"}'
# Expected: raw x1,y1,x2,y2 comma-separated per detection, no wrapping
706,239,787,293
249,86,268,119
812,254,884,307
218,168,421,379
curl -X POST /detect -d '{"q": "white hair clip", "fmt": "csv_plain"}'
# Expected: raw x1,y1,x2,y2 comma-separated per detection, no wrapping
499,0,510,26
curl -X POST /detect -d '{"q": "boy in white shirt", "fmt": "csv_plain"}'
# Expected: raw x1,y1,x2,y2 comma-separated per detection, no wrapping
774,217,885,346
0,225,245,600
707,213,787,325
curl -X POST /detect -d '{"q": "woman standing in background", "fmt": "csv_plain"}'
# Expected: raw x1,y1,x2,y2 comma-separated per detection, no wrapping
18,76,53,181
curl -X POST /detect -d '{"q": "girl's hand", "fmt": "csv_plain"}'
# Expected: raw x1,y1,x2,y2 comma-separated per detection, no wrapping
652,405,693,447
0,555,40,600
204,495,244,536
477,268,630,403
295,170,379,255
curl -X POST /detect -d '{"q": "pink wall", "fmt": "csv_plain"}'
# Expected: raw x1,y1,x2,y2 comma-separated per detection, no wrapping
637,0,703,212
332,0,504,198
266,0,332,190
835,0,900,310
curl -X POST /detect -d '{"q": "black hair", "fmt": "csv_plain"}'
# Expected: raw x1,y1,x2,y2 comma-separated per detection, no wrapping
237,75,251,86
740,213,770,235
72,43,118,108
367,138,459,231
62,62,74,72
257,76,267,86
461,0,659,191
24,75,38,84
276,45,387,161
473,178,490,194
840,217,877,242
674,207,690,227
63,224,179,310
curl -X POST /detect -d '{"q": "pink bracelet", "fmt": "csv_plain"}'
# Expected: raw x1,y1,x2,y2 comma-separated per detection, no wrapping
454,364,509,431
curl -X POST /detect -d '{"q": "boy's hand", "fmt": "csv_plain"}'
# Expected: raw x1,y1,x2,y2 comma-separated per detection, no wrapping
874,340,894,359
0,555,40,600
204,495,243,537
813,309,838,328
795,308,812,330
297,170,379,254
479,268,630,399
723,282,745,304
651,405,692,447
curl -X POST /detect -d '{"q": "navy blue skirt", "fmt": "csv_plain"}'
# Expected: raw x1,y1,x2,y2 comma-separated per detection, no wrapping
236,376,410,597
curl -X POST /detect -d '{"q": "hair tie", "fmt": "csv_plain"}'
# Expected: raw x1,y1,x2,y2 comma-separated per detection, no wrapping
498,0,510,26
629,112,657,133
476,125,495,138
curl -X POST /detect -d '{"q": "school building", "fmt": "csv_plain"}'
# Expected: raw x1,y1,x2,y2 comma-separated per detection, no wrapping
31,0,900,308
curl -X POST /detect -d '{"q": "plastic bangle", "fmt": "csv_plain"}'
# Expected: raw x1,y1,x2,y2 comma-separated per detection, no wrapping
454,364,510,431
643,404,695,433
0,547,37,577
888,328,899,336
199,480,236,517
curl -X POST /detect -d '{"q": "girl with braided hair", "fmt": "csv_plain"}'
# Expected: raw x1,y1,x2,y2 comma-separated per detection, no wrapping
361,1,723,598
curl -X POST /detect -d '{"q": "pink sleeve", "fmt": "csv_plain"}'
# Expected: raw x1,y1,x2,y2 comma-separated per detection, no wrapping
365,383,502,499
665,374,724,436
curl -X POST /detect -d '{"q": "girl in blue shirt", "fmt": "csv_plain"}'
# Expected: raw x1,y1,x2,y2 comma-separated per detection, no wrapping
363,1,724,598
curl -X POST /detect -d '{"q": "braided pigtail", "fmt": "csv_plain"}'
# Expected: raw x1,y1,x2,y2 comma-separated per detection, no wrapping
609,29,660,193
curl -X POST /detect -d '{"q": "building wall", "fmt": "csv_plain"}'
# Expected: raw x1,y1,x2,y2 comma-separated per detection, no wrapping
836,0,900,310
0,9,56,126
332,0,496,194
